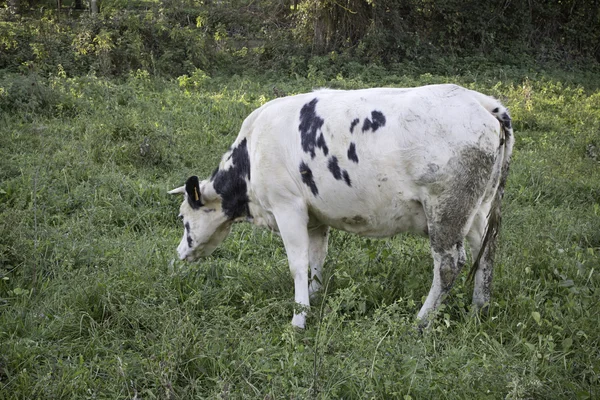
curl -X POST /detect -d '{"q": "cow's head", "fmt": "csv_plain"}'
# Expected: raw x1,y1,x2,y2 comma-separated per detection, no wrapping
169,176,232,261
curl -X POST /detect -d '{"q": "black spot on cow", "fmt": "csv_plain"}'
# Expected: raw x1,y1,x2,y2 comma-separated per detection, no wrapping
185,222,193,247
299,98,328,159
350,118,360,133
328,156,342,180
317,133,329,156
231,139,251,180
211,138,251,219
418,163,440,185
362,110,386,132
328,156,352,187
342,170,351,187
347,142,359,163
299,161,318,196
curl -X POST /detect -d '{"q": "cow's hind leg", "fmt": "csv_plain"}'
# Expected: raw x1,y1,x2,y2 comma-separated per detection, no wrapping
417,146,496,326
272,203,311,329
417,201,472,326
417,237,467,325
308,225,329,297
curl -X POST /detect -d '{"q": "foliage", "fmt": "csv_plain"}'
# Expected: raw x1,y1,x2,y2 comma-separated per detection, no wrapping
1,0,599,78
294,0,600,64
0,64,599,398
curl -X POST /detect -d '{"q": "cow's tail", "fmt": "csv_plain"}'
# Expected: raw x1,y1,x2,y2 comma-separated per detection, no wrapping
466,91,515,282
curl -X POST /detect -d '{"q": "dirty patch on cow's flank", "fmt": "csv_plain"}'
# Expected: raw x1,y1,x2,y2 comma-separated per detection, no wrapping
427,146,496,251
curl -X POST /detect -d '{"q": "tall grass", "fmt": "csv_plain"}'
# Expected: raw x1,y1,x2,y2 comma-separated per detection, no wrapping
1,65,599,399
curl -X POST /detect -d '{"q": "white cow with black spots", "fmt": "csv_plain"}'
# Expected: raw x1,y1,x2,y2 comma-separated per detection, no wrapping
169,84,514,329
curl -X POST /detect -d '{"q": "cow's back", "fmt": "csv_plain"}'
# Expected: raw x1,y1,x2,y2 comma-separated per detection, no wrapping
245,84,502,237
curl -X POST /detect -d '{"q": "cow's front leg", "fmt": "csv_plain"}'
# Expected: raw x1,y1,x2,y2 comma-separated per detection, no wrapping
308,225,329,297
272,205,311,328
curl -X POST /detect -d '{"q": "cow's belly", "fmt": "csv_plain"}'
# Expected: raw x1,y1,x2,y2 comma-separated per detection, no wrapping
309,198,428,238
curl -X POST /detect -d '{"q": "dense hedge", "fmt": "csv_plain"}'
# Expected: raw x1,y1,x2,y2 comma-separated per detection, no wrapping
296,0,600,63
1,0,599,77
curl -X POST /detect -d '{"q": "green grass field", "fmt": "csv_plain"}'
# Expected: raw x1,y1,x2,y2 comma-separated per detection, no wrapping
1,66,599,399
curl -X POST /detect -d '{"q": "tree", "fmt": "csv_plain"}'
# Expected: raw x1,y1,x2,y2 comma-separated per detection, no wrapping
90,0,98,14
295,0,372,54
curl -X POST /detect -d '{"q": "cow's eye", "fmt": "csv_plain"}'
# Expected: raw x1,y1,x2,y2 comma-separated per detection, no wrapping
178,214,184,220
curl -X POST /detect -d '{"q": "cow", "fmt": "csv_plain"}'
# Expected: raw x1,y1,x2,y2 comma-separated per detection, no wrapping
169,84,514,329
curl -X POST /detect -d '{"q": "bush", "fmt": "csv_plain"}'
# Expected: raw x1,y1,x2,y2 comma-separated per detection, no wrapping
2,1,598,79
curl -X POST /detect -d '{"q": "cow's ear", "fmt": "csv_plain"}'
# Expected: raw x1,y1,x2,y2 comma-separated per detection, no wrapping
185,176,203,209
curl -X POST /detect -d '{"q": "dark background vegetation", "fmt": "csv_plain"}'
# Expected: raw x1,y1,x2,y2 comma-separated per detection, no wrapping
1,0,600,78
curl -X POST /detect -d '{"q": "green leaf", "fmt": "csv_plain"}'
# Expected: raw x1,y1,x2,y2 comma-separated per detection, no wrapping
559,279,574,287
532,311,541,325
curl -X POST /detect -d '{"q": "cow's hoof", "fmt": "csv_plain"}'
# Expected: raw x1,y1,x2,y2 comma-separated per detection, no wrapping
291,314,306,329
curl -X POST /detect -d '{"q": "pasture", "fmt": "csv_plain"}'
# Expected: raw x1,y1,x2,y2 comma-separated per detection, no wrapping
1,66,599,398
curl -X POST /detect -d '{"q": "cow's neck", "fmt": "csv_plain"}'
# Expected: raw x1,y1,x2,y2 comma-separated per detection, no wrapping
210,138,252,220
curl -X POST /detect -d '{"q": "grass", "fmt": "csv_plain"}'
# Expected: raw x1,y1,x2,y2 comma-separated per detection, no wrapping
0,64,599,399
